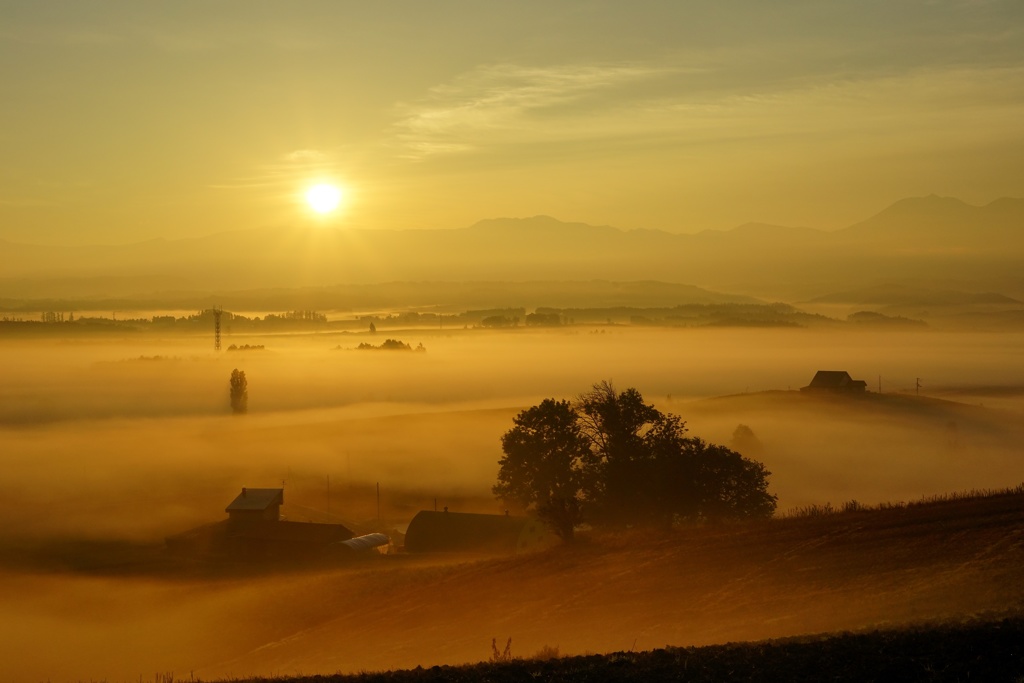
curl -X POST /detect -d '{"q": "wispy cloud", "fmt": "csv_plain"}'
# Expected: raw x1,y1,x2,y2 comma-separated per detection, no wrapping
391,58,1024,163
392,63,683,159
649,64,1024,144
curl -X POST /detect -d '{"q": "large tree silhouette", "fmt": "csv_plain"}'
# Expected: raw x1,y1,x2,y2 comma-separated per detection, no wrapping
493,399,593,541
495,382,776,540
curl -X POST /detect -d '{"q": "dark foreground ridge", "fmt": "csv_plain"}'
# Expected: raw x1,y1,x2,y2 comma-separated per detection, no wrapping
214,615,1024,683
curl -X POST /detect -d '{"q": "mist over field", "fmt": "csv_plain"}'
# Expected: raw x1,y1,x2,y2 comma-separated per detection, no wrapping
2,323,1023,681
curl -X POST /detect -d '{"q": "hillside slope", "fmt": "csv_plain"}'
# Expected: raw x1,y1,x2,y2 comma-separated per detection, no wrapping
198,491,1024,679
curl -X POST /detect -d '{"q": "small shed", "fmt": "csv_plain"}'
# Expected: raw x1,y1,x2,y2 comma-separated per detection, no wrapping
801,370,868,393
226,487,283,523
404,510,551,554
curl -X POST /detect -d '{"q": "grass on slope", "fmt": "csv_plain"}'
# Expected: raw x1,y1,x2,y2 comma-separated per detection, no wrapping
196,615,1024,683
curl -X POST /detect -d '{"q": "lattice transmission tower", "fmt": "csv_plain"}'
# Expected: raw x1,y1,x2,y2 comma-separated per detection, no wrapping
213,307,223,351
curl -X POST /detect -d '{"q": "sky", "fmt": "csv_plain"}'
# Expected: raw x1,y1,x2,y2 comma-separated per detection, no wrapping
1,0,1023,245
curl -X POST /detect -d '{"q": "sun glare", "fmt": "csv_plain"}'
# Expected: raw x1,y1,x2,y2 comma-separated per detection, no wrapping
306,183,343,215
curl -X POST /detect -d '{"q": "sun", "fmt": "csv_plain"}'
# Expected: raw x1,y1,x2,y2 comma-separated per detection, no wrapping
305,183,343,214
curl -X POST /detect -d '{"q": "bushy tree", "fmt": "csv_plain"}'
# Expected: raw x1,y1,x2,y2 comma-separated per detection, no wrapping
494,381,776,540
493,399,593,541
688,440,777,520
229,369,248,414
576,381,679,524
646,436,776,525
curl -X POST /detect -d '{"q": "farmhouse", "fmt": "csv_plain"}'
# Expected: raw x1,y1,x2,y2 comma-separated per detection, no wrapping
801,370,868,393
167,487,388,562
226,487,283,523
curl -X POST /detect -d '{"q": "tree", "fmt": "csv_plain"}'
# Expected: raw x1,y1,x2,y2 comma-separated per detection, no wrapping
730,423,764,457
494,381,777,539
575,381,683,525
493,399,593,541
229,369,248,414
689,440,777,520
647,436,776,525
574,381,777,526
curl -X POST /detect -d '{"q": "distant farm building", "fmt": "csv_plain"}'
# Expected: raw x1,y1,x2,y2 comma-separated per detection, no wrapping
166,487,388,562
226,487,283,523
801,370,868,393
404,510,552,554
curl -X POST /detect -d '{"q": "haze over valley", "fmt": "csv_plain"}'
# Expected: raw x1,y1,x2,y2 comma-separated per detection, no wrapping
3,195,1024,308
2,1,1024,681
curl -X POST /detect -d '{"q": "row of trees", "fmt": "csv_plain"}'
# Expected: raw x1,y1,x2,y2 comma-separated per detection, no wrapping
494,381,776,541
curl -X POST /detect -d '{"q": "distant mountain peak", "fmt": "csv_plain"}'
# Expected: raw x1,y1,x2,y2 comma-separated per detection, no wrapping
839,194,1024,242
467,215,624,235
872,193,974,218
985,196,1024,211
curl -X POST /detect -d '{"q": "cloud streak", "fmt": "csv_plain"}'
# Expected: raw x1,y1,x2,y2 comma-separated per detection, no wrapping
391,59,1024,162
392,63,683,159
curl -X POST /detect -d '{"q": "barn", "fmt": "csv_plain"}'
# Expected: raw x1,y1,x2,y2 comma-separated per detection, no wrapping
403,510,552,554
801,370,868,393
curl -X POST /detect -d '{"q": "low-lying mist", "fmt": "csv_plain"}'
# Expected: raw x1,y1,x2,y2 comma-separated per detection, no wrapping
2,325,1023,682
3,326,1023,533
4,326,1024,420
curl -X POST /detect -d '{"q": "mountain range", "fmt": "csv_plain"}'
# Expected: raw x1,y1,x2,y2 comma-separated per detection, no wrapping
1,195,1021,307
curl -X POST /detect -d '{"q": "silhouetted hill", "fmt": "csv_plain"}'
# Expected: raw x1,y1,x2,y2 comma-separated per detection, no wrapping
2,196,1022,303
190,489,1024,679
840,195,1024,246
468,215,623,239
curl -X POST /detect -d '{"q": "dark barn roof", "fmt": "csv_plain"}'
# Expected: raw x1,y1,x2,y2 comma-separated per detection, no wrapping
225,487,283,512
802,370,868,392
404,510,550,553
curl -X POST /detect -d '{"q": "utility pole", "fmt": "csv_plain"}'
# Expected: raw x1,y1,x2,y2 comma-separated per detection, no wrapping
916,377,922,396
376,482,381,522
327,474,330,521
878,375,882,394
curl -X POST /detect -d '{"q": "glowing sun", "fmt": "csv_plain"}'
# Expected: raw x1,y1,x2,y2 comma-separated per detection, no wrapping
305,183,343,214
